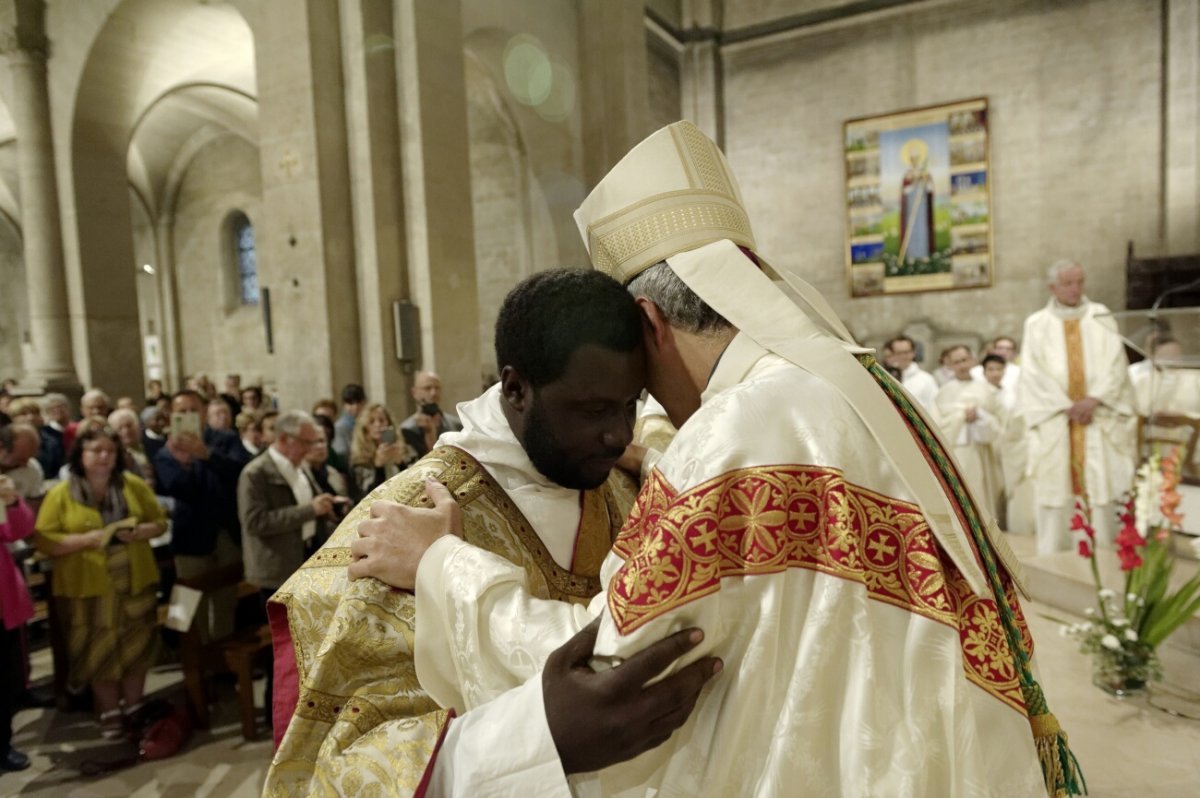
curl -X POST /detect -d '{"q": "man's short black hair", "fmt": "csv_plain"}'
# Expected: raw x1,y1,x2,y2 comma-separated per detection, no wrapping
341,383,366,405
981,354,1005,368
495,268,642,388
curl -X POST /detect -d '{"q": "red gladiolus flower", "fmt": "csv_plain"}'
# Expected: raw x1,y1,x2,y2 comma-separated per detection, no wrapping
1115,524,1146,571
1078,539,1092,558
1118,547,1143,571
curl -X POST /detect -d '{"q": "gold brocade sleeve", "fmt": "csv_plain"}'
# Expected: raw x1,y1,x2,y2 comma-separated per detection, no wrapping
265,448,637,796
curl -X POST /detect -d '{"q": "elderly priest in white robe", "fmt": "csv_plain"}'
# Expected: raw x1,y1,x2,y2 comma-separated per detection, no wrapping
1017,259,1135,554
356,122,1081,798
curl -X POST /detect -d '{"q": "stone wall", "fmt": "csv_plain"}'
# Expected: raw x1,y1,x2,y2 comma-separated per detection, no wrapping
170,134,269,389
722,0,1165,358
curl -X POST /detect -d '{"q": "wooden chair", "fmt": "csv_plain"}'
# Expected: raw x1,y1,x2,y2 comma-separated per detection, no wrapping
175,562,273,741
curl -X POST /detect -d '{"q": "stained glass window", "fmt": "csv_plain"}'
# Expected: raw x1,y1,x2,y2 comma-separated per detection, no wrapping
233,213,259,305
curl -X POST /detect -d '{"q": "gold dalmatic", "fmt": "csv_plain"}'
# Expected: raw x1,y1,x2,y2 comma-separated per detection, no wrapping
264,446,636,797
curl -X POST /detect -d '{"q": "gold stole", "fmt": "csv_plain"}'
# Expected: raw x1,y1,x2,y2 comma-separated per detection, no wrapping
265,446,635,797
1063,319,1088,496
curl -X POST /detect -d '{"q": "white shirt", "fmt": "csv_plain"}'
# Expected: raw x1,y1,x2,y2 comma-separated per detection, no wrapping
267,445,315,541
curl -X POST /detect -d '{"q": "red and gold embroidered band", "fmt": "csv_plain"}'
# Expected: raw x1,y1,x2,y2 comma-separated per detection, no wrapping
608,465,1031,713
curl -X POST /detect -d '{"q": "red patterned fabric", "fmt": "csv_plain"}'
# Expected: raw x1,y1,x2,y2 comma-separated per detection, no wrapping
609,466,1032,713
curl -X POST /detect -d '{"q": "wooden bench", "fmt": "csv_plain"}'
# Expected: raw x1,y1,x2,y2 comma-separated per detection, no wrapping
175,563,273,741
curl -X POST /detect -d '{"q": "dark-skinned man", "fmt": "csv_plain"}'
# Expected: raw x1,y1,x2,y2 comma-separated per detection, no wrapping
359,122,1078,797
264,269,719,796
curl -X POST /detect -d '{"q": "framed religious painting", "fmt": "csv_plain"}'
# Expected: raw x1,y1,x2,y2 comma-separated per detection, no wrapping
843,98,992,298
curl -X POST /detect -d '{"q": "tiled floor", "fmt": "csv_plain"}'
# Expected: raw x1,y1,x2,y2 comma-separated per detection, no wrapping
4,579,1199,795
2,652,271,797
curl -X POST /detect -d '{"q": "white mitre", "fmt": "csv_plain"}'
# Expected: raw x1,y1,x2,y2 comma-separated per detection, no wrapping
573,120,1026,598
574,121,755,284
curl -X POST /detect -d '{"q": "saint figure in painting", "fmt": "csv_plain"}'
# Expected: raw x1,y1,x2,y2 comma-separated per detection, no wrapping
898,137,935,262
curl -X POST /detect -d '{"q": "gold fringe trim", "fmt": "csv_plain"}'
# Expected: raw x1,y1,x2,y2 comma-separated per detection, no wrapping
1030,712,1086,796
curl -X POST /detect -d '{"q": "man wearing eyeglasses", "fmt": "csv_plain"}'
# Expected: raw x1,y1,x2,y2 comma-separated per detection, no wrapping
237,409,343,731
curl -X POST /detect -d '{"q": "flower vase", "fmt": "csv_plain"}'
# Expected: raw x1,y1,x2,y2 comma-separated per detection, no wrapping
1092,644,1160,697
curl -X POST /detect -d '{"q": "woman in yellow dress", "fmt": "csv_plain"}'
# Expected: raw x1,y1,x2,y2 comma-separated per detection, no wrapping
35,426,167,738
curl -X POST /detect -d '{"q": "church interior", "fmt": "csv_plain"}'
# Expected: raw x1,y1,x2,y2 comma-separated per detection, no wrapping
1,0,1200,794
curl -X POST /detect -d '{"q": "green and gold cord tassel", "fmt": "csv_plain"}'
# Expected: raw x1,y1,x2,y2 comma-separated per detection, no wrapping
860,354,1086,796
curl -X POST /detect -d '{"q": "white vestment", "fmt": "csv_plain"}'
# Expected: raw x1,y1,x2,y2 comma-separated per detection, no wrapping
417,332,1044,796
899,362,938,410
971,362,1020,412
1017,299,1134,552
933,378,1003,515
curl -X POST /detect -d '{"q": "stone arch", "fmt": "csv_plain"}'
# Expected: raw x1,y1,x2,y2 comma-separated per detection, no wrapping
67,0,256,398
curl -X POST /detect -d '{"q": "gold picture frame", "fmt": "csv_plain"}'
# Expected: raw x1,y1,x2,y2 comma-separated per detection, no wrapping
844,97,993,298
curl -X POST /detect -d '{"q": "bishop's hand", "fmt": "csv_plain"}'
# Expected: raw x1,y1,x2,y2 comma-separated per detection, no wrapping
543,619,722,775
348,478,462,589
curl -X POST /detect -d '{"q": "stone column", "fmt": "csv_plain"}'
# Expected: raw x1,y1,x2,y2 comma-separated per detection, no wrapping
1164,0,1200,253
580,0,651,187
394,0,480,408
3,0,80,396
339,0,413,415
255,0,362,408
154,215,183,390
679,0,722,145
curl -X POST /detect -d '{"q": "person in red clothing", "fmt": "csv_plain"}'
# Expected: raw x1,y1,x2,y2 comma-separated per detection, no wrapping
0,467,35,773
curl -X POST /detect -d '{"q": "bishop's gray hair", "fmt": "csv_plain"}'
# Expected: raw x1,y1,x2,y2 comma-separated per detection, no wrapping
1047,258,1082,283
626,262,732,335
275,409,315,439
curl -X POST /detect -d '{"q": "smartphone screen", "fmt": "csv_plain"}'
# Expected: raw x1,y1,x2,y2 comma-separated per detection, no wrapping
170,411,201,438
380,427,397,445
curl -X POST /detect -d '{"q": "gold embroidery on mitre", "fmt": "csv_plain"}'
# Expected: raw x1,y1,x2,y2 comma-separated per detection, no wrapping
609,466,1031,714
580,120,756,284
587,190,754,283
670,121,735,196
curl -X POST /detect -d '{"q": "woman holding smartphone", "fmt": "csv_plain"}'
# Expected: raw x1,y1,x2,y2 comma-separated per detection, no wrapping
349,404,416,500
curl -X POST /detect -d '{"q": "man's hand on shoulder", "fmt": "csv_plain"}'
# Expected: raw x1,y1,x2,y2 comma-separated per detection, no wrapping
544,619,722,775
348,478,463,589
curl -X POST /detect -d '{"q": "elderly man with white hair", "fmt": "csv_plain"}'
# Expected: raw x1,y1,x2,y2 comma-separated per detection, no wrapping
1017,259,1134,554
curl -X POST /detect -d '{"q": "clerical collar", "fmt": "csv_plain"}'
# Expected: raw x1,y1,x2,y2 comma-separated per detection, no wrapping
1049,297,1089,320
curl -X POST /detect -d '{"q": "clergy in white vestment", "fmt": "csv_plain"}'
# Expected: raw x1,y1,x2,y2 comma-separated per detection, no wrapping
934,346,1004,518
389,122,1078,798
971,335,1023,401
1017,260,1135,555
885,334,939,409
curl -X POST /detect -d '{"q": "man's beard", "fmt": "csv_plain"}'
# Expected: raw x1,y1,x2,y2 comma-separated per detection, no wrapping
521,393,611,491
